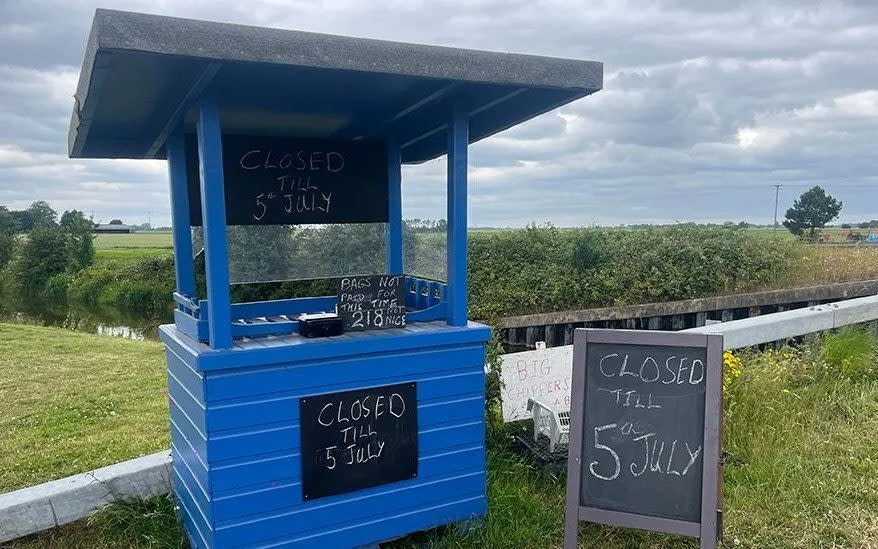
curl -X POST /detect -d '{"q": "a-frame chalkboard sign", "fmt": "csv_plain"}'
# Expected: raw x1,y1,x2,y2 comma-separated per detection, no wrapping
564,329,723,549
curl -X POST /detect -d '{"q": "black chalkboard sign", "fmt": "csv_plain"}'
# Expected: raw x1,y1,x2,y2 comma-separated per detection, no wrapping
186,135,388,225
299,382,418,501
564,329,723,549
336,275,406,331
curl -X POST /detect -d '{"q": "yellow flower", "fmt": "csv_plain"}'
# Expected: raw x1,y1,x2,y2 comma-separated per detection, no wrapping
723,350,743,392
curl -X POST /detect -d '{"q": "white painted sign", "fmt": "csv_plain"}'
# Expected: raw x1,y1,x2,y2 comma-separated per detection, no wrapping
499,344,574,422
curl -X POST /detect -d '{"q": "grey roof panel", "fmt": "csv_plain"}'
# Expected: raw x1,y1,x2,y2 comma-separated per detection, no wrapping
69,9,603,162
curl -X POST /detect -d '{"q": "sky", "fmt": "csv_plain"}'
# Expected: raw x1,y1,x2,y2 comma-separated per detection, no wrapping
0,0,876,227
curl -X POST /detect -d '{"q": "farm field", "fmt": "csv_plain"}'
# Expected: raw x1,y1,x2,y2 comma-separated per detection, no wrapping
5,324,878,548
93,232,173,265
94,232,173,249
747,226,878,243
91,229,858,248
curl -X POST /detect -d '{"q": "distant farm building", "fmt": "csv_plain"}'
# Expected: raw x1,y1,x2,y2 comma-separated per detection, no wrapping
94,224,133,234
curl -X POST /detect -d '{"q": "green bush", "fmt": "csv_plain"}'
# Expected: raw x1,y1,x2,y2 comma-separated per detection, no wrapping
9,226,70,301
69,256,175,313
468,224,799,319
570,228,610,271
65,223,805,322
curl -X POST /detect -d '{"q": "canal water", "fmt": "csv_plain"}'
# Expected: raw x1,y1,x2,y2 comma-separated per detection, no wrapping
1,304,170,341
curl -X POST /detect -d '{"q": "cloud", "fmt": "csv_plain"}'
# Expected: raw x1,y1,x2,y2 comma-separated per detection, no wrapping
0,0,876,226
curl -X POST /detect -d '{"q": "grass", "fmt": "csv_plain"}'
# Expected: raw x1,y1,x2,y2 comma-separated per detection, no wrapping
9,495,185,549
6,326,878,548
0,323,169,492
94,233,173,250
790,246,878,286
94,248,172,264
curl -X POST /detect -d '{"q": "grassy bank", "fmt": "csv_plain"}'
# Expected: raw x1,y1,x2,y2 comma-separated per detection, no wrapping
7,326,878,547
0,324,169,492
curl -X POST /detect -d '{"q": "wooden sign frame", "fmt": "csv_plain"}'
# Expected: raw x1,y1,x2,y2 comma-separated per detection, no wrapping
564,329,723,549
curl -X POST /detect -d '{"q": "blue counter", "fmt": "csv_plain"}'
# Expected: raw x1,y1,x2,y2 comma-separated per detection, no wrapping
160,321,490,548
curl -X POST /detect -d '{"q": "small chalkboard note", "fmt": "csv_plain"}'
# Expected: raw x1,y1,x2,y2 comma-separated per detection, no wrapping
336,275,406,331
185,135,388,226
299,382,418,501
564,329,723,549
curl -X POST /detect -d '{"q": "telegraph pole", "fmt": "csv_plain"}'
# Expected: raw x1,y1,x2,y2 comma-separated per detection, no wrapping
772,184,782,237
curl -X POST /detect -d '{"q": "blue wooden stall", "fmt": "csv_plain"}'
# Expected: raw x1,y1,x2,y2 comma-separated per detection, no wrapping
69,9,602,548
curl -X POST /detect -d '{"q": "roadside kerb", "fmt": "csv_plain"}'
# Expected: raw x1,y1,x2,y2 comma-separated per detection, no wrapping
0,451,172,543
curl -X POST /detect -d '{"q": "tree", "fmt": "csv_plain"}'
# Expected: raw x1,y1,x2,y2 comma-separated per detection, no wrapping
109,219,124,225
0,231,14,269
0,207,16,268
783,186,842,241
0,206,18,234
60,210,96,269
11,225,69,300
25,201,57,229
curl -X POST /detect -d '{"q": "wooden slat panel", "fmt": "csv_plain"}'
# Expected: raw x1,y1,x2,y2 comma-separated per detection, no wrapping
212,445,485,522
206,369,482,432
214,473,485,547
206,346,484,402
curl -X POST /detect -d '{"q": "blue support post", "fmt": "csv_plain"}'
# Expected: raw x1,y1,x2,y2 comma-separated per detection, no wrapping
197,99,233,348
446,107,468,326
166,126,195,299
386,139,403,274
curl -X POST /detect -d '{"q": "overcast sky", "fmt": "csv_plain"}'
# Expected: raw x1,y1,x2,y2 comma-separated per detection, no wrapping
1,0,876,227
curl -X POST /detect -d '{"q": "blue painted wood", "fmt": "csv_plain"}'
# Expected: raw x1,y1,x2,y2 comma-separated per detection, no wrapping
415,278,430,309
174,469,213,548
386,140,403,274
167,343,213,549
205,366,482,432
215,473,485,546
179,321,488,372
429,280,441,306
202,336,485,396
208,426,484,504
166,345,205,401
406,302,447,322
173,309,209,342
196,99,233,349
446,106,469,326
228,296,336,319
175,296,337,342
211,446,485,522
167,127,196,300
174,292,200,316
160,322,489,548
206,393,482,464
404,277,446,311
231,319,298,338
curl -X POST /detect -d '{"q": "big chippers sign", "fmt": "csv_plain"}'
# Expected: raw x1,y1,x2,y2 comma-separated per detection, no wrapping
499,345,573,421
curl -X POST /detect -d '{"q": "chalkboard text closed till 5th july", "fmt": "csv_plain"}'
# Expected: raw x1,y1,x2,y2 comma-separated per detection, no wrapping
580,341,709,523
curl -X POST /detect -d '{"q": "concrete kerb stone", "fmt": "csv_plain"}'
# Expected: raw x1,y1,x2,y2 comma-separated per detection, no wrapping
0,451,172,543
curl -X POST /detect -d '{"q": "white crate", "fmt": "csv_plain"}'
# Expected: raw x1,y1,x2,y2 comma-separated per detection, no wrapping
526,398,570,452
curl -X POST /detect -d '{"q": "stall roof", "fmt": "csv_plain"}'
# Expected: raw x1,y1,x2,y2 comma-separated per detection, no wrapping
69,9,602,163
